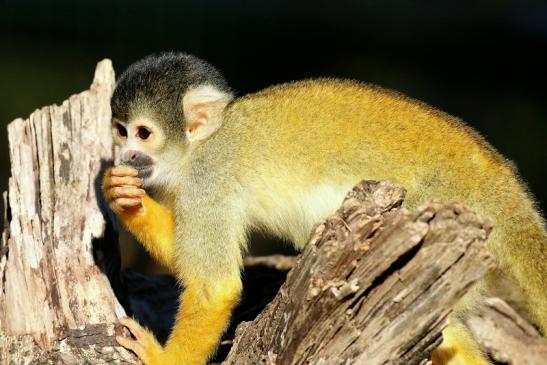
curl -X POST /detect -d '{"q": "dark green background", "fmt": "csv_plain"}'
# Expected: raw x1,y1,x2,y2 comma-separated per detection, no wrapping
1,0,546,217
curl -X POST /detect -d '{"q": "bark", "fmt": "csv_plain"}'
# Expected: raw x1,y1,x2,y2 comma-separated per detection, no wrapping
0,60,138,364
466,297,547,365
223,181,496,365
243,255,297,271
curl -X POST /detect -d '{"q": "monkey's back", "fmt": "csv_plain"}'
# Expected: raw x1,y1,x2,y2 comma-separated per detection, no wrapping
225,79,522,211
218,78,547,329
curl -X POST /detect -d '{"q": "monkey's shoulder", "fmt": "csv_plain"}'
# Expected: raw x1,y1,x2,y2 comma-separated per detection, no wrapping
227,78,516,177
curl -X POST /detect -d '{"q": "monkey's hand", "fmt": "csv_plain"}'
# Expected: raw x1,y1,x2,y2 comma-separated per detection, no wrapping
102,166,145,215
102,166,175,269
116,317,165,364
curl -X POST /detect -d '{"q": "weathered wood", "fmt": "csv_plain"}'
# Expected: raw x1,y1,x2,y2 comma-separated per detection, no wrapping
466,297,547,365
223,181,495,365
0,60,138,364
243,255,297,271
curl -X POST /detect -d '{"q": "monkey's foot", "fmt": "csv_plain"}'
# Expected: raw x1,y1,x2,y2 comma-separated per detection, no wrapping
117,317,164,364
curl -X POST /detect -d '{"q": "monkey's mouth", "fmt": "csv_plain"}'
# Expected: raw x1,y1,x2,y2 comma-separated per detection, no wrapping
135,165,154,179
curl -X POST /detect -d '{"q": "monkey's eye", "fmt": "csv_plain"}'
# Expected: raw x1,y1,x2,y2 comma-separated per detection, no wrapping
115,123,127,138
137,126,152,140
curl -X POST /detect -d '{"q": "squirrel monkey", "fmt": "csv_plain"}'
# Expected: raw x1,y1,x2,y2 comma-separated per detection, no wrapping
102,52,547,365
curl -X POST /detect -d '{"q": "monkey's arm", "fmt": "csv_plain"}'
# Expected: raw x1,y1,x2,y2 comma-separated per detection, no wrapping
103,167,175,269
118,274,242,365
116,201,244,365
118,195,175,269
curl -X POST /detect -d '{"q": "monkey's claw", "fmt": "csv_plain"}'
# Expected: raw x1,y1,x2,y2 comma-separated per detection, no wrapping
117,317,164,365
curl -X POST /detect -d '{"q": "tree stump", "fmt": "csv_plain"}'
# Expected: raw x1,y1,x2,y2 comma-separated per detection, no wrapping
0,60,137,364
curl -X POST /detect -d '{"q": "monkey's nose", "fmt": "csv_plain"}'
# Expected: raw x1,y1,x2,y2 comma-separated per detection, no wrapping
128,150,138,162
121,150,138,163
121,150,153,167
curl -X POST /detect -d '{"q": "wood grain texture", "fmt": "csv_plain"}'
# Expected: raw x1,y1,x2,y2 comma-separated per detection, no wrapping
0,60,138,364
223,181,496,365
466,297,547,365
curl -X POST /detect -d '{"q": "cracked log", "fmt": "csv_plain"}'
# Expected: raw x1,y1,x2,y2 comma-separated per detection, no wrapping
0,60,138,364
222,181,496,365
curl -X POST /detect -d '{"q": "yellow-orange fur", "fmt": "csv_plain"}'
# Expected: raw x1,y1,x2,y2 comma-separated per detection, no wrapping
106,79,546,365
104,173,241,364
115,276,240,365
227,80,546,328
431,321,490,365
119,195,175,269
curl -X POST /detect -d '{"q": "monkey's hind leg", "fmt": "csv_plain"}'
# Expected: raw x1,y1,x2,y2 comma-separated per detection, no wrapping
431,320,490,365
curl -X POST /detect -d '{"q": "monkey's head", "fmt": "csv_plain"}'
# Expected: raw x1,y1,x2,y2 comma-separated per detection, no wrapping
110,52,233,189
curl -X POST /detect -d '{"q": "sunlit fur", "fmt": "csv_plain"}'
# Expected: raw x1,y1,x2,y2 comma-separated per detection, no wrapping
119,195,175,269
431,320,490,365
107,53,546,365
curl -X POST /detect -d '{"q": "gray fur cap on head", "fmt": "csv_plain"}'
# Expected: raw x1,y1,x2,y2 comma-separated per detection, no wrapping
111,52,232,129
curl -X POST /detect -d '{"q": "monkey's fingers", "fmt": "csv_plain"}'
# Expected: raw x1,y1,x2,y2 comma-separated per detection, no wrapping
119,317,149,342
107,186,145,200
117,317,163,364
107,176,142,188
110,165,139,178
102,167,139,193
115,198,143,209
116,335,145,358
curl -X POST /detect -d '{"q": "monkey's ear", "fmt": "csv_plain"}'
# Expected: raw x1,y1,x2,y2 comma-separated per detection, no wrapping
182,85,233,143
